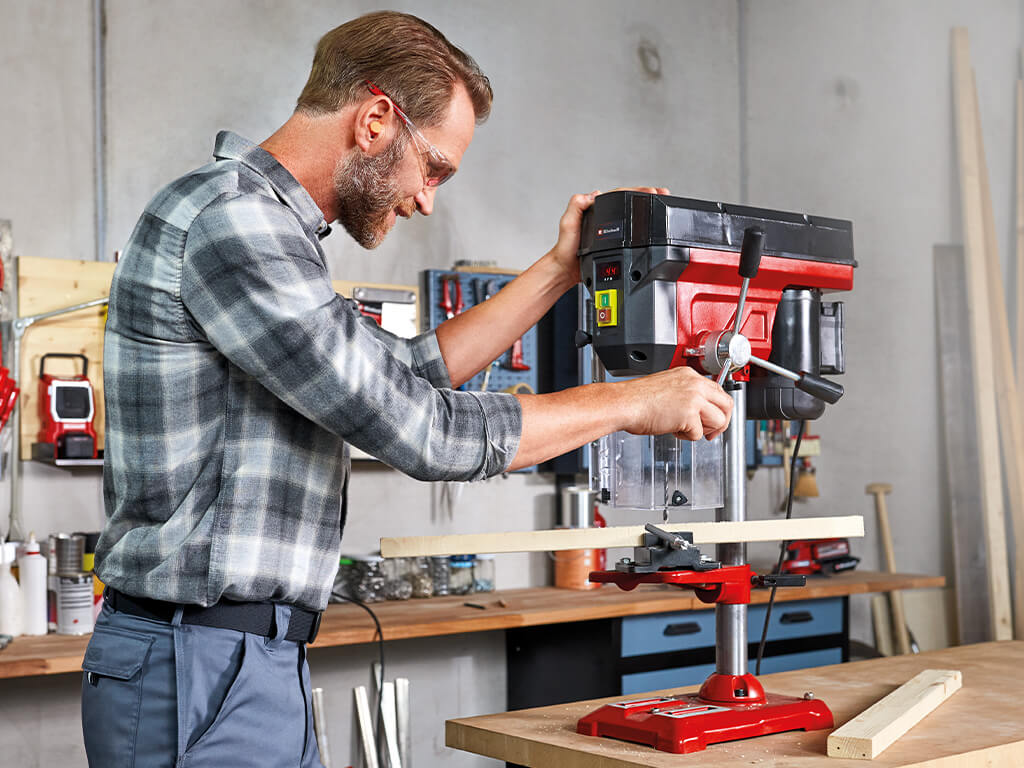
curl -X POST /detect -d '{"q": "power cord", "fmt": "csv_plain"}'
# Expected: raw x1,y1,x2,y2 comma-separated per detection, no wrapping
331,591,385,745
755,420,804,676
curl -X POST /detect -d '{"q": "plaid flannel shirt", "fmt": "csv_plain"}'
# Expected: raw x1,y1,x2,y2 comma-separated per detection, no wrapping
95,131,522,611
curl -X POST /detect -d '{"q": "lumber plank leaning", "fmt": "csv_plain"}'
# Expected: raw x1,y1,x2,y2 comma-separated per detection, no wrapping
934,246,995,643
972,72,1024,640
380,515,864,558
1016,77,1024,381
826,669,962,760
950,27,1014,640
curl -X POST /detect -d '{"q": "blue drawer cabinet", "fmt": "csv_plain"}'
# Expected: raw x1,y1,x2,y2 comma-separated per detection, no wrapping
507,596,849,712
621,610,717,657
620,598,843,657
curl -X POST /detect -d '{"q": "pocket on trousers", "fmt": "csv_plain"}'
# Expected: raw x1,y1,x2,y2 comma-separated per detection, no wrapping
182,633,304,767
81,625,155,767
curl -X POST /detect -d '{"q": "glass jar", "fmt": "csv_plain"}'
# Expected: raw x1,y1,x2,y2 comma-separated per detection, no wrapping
351,556,386,603
383,558,413,600
429,556,450,596
473,554,496,593
407,557,434,598
449,555,476,596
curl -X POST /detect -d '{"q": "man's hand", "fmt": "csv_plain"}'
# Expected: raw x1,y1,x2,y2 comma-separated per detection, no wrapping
618,367,734,441
547,186,671,286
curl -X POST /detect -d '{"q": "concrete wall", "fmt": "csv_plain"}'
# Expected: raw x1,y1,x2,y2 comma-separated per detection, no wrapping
739,0,1023,648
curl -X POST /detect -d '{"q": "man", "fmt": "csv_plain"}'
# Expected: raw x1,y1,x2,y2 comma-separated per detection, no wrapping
82,11,733,768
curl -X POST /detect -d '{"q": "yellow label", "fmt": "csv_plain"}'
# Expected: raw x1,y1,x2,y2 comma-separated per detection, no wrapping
595,290,618,327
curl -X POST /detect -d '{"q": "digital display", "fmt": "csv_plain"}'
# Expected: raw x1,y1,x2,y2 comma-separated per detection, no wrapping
597,261,622,283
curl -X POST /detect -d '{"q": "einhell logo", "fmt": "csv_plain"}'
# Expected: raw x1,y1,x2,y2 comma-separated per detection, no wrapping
596,223,622,238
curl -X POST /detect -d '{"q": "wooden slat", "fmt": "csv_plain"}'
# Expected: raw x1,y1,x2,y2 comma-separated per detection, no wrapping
934,246,994,643
17,255,114,459
973,72,1024,640
380,515,864,557
827,669,962,760
1016,78,1024,382
447,642,1020,768
950,27,1014,640
0,572,944,680
872,594,894,656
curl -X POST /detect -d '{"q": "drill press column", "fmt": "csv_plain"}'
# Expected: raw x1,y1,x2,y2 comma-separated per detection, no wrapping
717,383,747,677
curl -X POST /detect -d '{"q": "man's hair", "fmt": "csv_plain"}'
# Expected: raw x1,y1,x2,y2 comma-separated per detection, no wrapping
296,11,492,126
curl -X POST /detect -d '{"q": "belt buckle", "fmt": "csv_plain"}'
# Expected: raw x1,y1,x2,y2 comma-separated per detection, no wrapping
308,611,322,644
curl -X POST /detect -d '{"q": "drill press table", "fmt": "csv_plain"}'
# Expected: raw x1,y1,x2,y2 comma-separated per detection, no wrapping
447,641,1024,767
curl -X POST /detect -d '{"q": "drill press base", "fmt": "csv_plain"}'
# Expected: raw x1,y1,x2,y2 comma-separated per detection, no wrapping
576,686,833,754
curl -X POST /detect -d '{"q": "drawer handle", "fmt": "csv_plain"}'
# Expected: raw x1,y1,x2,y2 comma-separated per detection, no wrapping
780,611,814,624
663,621,701,636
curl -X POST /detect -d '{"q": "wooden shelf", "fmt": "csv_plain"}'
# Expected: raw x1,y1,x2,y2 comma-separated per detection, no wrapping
0,570,944,681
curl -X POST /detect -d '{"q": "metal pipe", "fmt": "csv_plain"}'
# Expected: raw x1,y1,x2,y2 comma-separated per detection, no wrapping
716,383,747,676
748,353,800,382
93,0,108,262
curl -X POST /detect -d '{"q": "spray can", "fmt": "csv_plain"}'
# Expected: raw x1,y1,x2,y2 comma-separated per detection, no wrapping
18,532,47,635
0,541,24,636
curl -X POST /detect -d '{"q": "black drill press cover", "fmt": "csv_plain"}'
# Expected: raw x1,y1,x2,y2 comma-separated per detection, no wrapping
579,191,855,266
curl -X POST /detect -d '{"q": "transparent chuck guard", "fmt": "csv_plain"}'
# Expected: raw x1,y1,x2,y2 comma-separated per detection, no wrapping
590,414,725,512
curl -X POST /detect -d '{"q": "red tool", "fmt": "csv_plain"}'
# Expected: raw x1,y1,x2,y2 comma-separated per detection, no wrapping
37,353,97,460
505,336,530,371
0,367,19,430
779,538,859,576
440,274,463,319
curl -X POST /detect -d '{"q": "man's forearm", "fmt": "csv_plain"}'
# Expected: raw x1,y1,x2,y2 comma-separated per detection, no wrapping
435,251,575,387
507,384,631,471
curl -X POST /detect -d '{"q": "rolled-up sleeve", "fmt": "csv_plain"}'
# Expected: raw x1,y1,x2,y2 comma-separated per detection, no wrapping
180,193,521,481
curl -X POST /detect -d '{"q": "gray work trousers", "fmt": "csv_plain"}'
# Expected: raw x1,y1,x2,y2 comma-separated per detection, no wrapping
81,599,323,767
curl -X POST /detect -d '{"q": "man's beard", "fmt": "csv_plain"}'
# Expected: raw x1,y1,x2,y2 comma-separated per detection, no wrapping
334,133,413,249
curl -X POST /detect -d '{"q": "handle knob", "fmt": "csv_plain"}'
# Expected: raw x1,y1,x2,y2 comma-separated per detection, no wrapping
574,329,592,348
796,372,844,404
738,226,764,279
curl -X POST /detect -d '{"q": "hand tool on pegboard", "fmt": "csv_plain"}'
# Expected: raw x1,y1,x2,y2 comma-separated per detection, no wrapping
866,482,917,654
439,273,463,319
422,268,540,402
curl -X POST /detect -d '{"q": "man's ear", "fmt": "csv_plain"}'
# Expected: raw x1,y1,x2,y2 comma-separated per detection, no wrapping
354,96,394,154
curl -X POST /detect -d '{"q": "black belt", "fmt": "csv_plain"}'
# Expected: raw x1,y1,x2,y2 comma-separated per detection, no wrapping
105,588,321,644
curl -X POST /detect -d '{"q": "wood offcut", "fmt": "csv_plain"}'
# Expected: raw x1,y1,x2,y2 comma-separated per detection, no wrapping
827,669,962,760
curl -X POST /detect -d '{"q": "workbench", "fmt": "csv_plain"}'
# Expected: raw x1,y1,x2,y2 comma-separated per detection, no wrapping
448,641,1024,767
0,571,941,680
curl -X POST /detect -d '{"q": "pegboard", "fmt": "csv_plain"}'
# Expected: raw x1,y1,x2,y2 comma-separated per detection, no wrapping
421,268,540,396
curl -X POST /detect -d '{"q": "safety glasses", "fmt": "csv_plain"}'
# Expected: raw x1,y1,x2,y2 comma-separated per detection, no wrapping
365,81,456,187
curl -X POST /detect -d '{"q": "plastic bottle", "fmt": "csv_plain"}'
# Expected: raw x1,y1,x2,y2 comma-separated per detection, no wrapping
18,532,48,635
0,540,24,637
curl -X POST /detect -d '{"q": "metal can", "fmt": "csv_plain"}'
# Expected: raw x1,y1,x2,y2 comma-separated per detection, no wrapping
57,573,94,635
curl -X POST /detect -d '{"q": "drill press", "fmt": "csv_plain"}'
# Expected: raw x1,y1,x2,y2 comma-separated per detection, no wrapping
574,191,855,754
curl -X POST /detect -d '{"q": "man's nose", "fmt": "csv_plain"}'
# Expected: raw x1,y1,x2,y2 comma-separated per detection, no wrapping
415,186,436,216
